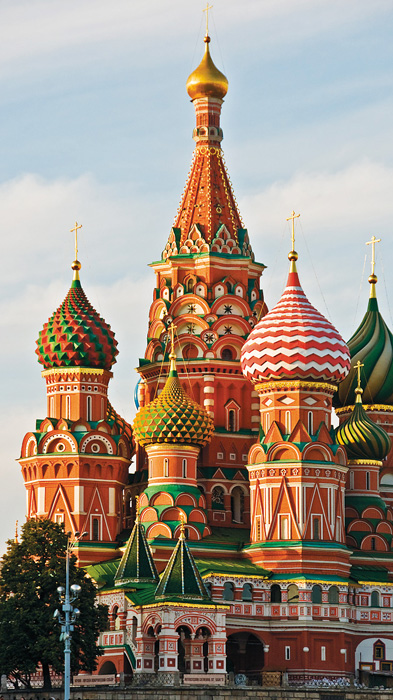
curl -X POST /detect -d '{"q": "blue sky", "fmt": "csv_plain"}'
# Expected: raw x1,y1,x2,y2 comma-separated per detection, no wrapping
1,0,393,551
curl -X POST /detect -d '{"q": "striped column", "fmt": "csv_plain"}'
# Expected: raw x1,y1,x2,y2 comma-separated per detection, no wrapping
203,373,215,418
251,389,260,432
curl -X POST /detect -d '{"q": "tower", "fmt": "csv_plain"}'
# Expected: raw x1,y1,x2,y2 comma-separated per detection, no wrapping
129,32,266,534
19,239,134,566
240,234,352,576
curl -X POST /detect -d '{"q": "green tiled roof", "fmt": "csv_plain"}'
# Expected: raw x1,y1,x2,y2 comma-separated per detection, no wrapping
195,557,270,578
115,517,159,586
155,528,209,600
350,565,389,583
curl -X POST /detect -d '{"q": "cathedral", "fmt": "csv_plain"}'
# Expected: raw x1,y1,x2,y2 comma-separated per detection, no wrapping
18,26,393,687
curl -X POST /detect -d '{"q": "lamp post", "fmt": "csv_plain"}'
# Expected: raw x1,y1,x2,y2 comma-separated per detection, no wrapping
54,531,87,700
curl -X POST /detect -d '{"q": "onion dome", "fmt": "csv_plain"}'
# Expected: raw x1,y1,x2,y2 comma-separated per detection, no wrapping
106,401,134,447
241,253,351,384
336,276,393,407
133,348,214,447
336,380,391,461
186,36,228,101
36,261,118,370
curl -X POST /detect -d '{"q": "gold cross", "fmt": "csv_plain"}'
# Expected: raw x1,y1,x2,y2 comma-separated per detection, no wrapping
355,360,364,392
70,221,82,260
286,210,300,251
366,235,381,276
203,2,213,36
135,494,140,523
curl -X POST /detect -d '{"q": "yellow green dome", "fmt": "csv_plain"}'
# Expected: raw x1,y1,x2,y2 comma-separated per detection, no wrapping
336,387,391,462
133,359,214,448
186,36,228,101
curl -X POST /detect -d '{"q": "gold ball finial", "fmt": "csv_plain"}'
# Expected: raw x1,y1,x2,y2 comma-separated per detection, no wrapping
288,250,298,262
72,260,81,271
368,273,378,285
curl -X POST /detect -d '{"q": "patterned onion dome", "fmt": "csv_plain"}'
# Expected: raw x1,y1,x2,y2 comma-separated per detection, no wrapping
133,358,214,447
186,36,228,101
36,274,118,370
336,390,391,461
241,260,351,384
107,401,134,448
336,284,393,407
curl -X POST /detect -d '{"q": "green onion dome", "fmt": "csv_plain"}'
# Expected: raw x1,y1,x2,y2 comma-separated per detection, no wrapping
36,272,118,370
336,283,393,407
133,358,214,447
336,391,391,461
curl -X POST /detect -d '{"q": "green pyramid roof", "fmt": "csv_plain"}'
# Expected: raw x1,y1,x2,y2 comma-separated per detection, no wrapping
155,527,209,601
115,517,159,586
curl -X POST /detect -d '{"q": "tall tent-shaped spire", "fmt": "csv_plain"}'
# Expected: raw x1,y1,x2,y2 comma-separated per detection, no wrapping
115,503,159,586
155,523,209,600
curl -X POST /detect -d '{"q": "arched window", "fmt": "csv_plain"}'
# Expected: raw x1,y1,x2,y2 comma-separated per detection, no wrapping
349,470,354,490
366,471,370,490
113,606,120,630
312,585,322,604
228,410,235,432
222,348,233,361
187,279,194,293
371,590,380,607
242,583,253,601
212,486,225,509
86,395,92,421
182,459,187,478
308,411,313,435
65,395,70,420
271,584,281,603
231,487,244,523
164,458,169,477
131,616,137,643
223,582,235,601
285,411,291,434
287,584,299,604
374,640,385,660
92,516,100,541
328,586,339,605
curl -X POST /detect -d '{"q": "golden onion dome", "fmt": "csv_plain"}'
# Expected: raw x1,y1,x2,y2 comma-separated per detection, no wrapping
186,36,228,101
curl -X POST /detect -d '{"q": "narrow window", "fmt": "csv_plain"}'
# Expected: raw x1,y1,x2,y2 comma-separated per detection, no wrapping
366,471,370,490
371,591,380,607
308,411,313,435
321,646,326,661
149,459,153,477
313,517,320,541
285,411,291,433
242,583,253,601
280,515,289,540
65,395,70,419
182,458,187,478
271,584,281,603
222,348,233,361
285,646,291,660
312,584,322,604
228,410,235,432
92,516,100,541
223,582,234,601
86,395,92,421
287,584,299,604
266,413,270,432
328,586,339,604
164,458,169,477
349,470,354,490
371,537,376,551
50,397,54,417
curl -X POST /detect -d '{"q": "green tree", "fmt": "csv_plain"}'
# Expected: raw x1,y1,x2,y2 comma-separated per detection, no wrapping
0,518,108,689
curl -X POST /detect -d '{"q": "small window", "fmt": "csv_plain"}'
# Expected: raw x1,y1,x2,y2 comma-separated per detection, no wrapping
55,513,64,525
349,470,354,490
222,348,233,361
321,646,326,661
87,395,92,421
312,516,321,541
223,582,235,601
285,411,291,434
328,586,339,605
366,472,370,490
164,458,169,477
288,584,299,604
371,537,376,551
65,395,70,420
242,583,253,601
308,411,313,435
266,413,270,432
280,515,290,540
182,459,187,478
371,591,380,608
231,487,244,523
285,646,291,660
374,641,385,660
312,584,322,604
271,584,281,603
228,410,235,432
92,516,100,541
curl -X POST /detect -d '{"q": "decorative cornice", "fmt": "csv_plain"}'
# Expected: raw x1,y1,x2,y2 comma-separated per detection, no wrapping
255,380,337,394
348,459,383,467
336,404,393,414
42,367,110,378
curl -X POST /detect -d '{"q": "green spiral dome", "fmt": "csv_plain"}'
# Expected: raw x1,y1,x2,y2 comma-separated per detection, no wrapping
133,366,214,447
336,293,393,407
336,394,391,461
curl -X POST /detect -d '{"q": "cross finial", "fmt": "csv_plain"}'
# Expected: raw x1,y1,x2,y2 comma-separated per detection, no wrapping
14,520,18,543
286,210,300,252
203,2,213,37
354,360,364,403
168,322,177,372
179,512,186,539
135,495,140,524
70,221,82,261
365,235,381,276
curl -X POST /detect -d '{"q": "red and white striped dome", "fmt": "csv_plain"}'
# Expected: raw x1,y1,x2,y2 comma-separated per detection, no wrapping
241,267,350,384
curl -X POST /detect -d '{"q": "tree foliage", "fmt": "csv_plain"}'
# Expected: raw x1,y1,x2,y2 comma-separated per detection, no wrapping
0,519,108,688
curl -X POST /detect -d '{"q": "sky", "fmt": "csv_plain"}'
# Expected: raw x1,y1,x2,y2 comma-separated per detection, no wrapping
1,0,393,552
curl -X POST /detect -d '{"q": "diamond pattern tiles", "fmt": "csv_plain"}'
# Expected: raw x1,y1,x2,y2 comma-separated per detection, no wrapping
241,268,351,384
36,280,118,370
133,371,214,447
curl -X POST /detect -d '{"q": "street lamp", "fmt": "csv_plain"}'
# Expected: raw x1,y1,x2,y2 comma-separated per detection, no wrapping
53,531,87,700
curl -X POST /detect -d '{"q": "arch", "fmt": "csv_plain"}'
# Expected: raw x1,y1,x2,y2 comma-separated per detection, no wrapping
287,584,299,604
210,294,250,318
270,584,281,603
40,432,78,454
328,585,339,604
80,434,115,455
176,624,192,673
371,590,380,607
175,493,196,507
312,584,322,604
268,443,301,462
302,444,332,462
226,632,264,676
140,507,159,523
188,508,207,523
174,522,201,541
248,444,265,465
223,582,235,601
99,660,117,675
362,506,384,520
146,522,172,539
161,507,186,522
361,535,388,551
150,492,174,507
347,520,373,533
242,583,253,601
376,521,393,535
149,298,169,321
170,294,210,318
